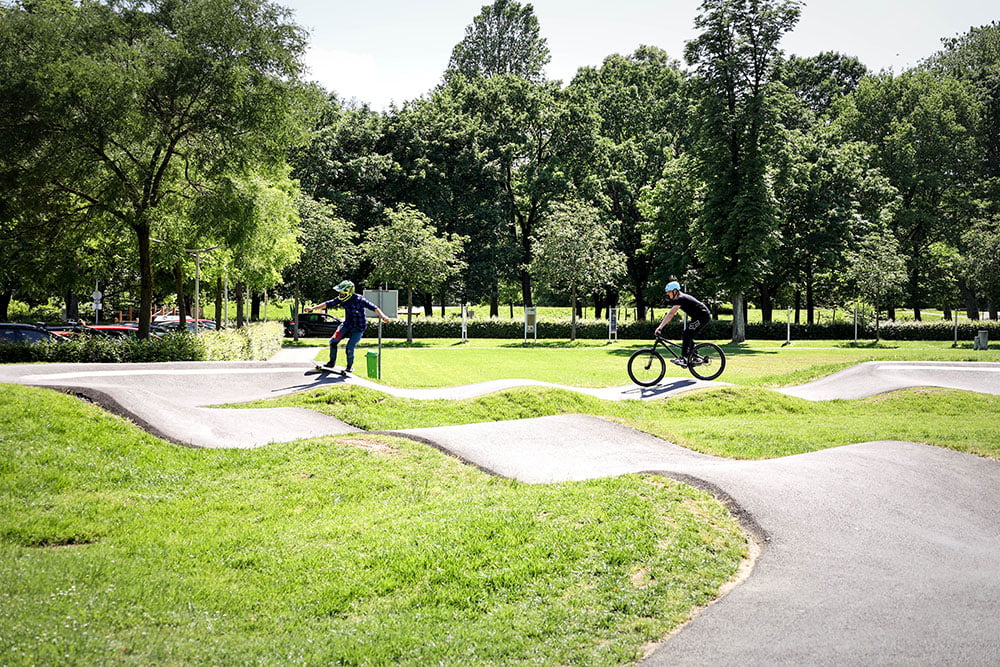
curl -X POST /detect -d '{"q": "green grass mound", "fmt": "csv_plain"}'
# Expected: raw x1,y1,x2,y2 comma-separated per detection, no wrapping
0,384,746,665
244,384,1000,461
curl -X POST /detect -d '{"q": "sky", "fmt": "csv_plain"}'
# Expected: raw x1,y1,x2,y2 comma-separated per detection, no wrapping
276,0,999,110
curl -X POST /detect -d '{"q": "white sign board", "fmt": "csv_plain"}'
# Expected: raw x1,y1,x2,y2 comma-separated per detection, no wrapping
524,307,537,343
363,289,398,319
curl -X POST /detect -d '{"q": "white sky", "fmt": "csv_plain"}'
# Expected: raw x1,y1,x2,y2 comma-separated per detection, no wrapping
277,0,999,110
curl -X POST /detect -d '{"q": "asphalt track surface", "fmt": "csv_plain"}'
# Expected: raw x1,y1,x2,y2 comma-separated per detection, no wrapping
3,355,1000,665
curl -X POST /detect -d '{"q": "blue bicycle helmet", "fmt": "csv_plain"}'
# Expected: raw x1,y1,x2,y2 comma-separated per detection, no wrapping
664,281,681,293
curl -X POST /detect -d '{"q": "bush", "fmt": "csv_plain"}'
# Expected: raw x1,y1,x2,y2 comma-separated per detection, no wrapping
0,322,283,364
372,316,1000,342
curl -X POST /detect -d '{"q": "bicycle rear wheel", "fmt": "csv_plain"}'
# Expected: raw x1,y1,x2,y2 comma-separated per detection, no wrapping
687,342,726,381
628,348,666,386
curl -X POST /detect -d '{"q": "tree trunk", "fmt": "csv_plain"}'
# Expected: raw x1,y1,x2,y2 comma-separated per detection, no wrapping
731,294,747,343
136,223,153,339
570,285,577,341
406,287,414,343
806,276,815,325
235,281,246,328
0,289,11,321
422,292,433,316
961,281,980,320
758,284,774,323
794,290,801,325
489,282,499,318
65,289,79,321
251,293,262,321
635,287,648,322
215,276,223,329
173,263,187,328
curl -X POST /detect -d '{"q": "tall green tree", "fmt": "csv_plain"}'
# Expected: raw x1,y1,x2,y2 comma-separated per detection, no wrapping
445,0,550,83
384,90,511,315
834,71,980,320
567,46,690,319
684,0,802,342
361,205,466,342
455,75,599,309
0,0,315,337
530,200,626,340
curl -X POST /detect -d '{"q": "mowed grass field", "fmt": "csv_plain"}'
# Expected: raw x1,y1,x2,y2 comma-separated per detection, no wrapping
305,338,998,389
3,338,998,664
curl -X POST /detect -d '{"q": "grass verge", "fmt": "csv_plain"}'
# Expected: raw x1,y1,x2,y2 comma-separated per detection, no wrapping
301,338,999,389
240,384,1000,461
0,384,746,665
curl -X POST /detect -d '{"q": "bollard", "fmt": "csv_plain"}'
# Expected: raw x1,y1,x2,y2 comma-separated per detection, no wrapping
974,330,989,350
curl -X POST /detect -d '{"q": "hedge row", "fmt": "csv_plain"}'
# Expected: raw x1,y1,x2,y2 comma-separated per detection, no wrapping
383,317,1000,342
0,322,283,364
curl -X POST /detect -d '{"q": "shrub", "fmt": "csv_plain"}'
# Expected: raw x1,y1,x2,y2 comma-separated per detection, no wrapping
0,322,283,364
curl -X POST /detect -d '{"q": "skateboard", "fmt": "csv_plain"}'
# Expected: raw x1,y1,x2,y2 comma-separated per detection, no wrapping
311,364,348,376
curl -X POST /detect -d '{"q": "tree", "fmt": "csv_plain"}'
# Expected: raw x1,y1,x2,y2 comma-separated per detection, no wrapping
445,0,550,83
530,200,626,340
775,52,868,119
0,0,316,337
361,205,466,342
684,0,802,342
383,89,512,315
963,218,1000,318
285,196,359,306
454,74,599,309
846,226,907,341
567,46,690,320
834,71,980,320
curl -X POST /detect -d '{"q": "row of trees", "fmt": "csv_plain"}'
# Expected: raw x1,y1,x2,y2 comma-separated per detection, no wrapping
3,0,999,342
290,0,1000,341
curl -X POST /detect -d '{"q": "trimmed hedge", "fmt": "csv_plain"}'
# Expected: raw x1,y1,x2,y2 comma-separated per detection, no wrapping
384,317,1000,342
0,322,283,364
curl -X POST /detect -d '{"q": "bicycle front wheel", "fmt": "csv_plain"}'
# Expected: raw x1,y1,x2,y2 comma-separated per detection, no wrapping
688,342,726,381
628,348,666,387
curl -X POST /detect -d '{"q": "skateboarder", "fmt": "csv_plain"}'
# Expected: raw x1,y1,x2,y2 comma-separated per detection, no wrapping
304,280,391,373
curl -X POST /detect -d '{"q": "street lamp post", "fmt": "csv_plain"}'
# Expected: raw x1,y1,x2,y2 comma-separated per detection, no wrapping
188,246,220,329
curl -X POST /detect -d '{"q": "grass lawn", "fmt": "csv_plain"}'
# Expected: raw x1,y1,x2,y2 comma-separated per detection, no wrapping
242,384,1000,461
301,338,999,389
0,384,747,666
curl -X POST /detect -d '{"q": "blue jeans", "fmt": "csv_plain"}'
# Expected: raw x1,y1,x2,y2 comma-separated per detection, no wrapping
330,327,365,369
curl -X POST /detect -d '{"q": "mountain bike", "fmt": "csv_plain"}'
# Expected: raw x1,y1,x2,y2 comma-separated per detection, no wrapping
627,334,726,386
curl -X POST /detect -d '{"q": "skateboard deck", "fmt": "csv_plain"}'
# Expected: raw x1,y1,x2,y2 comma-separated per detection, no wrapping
311,364,348,376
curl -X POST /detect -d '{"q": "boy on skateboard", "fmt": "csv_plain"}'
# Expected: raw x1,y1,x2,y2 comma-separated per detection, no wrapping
304,280,391,373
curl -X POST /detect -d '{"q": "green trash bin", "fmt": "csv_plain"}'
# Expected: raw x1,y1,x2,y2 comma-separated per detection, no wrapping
366,350,380,379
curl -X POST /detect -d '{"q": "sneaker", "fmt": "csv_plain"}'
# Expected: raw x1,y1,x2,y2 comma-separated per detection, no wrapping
670,357,688,367
344,367,353,374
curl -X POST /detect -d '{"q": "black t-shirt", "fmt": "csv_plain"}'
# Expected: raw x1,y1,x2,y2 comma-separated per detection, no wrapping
668,292,711,321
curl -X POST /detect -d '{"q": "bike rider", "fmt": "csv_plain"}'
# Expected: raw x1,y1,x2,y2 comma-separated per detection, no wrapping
304,280,390,372
655,281,711,367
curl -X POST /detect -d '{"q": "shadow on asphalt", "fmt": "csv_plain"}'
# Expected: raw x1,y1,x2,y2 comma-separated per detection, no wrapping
270,371,351,394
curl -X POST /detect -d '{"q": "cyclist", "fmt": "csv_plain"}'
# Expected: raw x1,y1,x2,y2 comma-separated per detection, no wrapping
655,281,711,367
304,280,391,373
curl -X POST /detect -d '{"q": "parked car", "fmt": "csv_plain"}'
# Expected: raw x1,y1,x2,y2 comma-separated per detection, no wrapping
283,312,342,338
87,325,161,339
152,319,218,334
0,322,61,344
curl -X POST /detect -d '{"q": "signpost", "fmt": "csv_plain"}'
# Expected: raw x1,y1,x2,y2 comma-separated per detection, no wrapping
608,307,618,342
91,289,102,324
461,303,469,343
524,307,537,344
364,289,398,379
